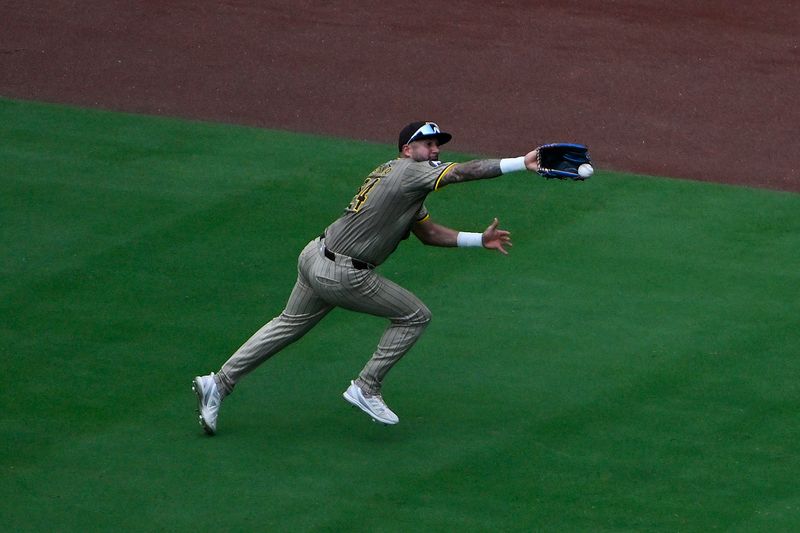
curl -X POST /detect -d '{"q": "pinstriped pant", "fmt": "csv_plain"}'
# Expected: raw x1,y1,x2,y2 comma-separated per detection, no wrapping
216,238,431,396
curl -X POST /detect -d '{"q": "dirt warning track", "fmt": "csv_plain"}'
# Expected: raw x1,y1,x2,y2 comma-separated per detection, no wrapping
2,1,798,191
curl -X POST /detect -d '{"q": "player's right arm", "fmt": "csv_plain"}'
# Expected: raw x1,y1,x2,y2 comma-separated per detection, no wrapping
436,149,540,188
412,216,512,255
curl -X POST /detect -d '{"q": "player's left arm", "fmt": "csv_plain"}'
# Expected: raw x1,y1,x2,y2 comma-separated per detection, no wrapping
435,149,540,189
412,217,512,255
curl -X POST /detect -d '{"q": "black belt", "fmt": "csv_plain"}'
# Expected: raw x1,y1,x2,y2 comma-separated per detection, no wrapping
323,247,373,270
319,237,373,270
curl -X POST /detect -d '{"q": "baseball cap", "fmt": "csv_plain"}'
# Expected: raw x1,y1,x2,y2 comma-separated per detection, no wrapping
398,121,452,151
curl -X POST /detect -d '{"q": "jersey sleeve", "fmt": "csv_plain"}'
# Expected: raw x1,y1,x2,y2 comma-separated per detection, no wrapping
415,204,430,223
402,160,458,193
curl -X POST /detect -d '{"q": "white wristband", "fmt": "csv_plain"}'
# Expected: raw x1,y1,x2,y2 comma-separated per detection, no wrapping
456,232,484,248
500,156,526,174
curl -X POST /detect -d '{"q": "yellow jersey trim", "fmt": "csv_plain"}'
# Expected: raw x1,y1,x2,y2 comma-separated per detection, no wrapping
433,163,457,191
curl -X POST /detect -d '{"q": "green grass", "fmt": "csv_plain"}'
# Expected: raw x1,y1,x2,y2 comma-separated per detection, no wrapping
2,98,799,531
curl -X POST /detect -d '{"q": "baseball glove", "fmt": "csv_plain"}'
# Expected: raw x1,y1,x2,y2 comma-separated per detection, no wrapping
536,143,593,180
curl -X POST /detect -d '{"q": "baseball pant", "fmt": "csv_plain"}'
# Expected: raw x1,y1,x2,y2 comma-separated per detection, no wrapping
216,238,431,396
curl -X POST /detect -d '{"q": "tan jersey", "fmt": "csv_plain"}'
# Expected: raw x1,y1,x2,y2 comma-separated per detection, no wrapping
323,157,457,266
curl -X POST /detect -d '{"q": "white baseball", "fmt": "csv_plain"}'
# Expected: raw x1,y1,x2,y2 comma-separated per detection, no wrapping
578,164,594,178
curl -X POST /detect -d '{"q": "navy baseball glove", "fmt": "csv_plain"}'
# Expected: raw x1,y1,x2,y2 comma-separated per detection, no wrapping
536,143,593,180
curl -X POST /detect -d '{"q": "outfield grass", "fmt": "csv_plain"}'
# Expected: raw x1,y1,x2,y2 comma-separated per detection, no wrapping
2,98,799,531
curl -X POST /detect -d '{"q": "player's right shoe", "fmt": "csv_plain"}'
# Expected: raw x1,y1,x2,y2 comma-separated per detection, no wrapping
343,380,399,425
192,373,221,435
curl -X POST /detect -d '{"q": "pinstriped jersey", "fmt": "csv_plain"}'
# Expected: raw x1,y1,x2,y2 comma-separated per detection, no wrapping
323,157,457,266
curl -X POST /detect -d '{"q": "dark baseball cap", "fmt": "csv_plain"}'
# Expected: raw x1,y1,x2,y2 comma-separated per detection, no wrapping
398,121,452,151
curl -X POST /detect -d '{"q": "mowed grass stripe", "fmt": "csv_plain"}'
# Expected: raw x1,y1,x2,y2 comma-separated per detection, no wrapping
2,98,799,531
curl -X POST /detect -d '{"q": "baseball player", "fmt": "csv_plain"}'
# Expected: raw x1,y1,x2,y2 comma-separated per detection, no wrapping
193,121,543,434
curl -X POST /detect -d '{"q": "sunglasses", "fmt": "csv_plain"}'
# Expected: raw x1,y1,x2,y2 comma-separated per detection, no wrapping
406,122,442,144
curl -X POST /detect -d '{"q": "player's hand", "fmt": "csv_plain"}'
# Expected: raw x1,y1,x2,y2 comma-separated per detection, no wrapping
482,218,512,255
524,149,540,172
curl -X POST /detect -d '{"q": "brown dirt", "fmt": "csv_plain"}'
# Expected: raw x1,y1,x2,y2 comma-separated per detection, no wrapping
2,0,798,191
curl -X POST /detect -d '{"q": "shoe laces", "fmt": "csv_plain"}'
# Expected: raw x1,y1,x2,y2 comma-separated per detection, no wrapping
202,377,220,407
364,393,390,412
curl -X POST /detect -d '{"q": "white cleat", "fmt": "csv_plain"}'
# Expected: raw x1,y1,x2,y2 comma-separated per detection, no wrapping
192,373,221,435
342,380,399,425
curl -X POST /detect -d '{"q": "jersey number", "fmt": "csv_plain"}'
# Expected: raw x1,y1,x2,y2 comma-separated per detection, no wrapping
347,177,381,212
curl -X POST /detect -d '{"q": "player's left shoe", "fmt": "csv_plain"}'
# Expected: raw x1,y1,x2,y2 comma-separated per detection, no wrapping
343,380,399,425
192,373,221,435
